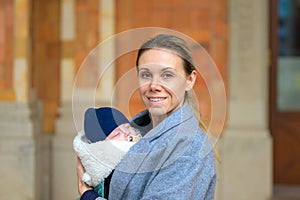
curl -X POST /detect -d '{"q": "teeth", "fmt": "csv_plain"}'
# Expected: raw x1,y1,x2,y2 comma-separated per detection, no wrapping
149,97,165,102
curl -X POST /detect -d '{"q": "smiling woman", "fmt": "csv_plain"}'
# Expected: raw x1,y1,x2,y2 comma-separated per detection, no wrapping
77,34,216,200
137,49,197,126
135,34,204,130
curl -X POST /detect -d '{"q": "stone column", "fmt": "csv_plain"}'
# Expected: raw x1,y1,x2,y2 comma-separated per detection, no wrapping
52,0,77,199
215,0,272,200
0,102,51,200
52,0,115,199
0,1,51,200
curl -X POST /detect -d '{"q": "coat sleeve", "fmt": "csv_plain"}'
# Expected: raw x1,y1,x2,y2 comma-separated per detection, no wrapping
80,190,106,200
140,150,216,200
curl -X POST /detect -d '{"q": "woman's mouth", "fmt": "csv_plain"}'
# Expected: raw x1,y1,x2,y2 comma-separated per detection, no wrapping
148,97,167,102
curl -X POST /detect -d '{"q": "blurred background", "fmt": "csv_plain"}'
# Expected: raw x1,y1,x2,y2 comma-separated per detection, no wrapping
0,0,299,199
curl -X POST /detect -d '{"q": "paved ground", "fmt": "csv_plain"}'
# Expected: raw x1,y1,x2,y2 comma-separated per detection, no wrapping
272,185,300,200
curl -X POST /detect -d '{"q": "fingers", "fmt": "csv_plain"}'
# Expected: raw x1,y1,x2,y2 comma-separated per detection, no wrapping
77,157,84,194
77,158,84,177
77,157,92,195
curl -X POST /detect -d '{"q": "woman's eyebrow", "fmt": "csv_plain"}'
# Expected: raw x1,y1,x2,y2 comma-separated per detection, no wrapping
161,67,177,71
138,67,149,71
139,66,177,71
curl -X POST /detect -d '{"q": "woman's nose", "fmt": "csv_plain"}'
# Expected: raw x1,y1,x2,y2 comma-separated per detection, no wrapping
149,79,162,91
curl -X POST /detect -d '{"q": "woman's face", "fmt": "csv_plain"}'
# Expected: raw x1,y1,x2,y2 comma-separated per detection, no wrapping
137,49,196,119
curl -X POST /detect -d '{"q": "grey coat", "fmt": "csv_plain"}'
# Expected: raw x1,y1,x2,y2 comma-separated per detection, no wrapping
81,103,216,200
95,102,216,200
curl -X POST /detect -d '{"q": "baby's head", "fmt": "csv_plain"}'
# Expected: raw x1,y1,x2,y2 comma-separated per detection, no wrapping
84,107,141,143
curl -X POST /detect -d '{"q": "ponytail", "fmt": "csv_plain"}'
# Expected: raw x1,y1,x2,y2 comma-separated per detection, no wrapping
186,91,221,162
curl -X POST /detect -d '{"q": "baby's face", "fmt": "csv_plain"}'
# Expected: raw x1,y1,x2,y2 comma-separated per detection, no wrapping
106,123,141,142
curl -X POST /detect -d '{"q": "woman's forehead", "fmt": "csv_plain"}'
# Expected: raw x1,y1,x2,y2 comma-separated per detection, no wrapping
138,50,183,68
139,49,181,61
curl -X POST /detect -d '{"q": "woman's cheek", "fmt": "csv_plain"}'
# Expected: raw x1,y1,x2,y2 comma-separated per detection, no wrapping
138,86,149,101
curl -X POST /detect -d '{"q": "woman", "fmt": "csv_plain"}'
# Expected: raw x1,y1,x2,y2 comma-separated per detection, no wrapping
77,34,216,200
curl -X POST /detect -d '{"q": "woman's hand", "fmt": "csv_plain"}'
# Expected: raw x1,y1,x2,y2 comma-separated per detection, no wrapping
77,157,93,195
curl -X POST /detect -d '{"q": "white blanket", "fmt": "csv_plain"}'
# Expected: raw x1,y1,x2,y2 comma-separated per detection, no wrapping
73,130,134,187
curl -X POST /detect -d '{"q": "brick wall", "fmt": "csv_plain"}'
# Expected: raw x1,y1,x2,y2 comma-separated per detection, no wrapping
0,1,14,100
75,0,100,86
0,0,227,132
115,0,228,124
31,0,61,133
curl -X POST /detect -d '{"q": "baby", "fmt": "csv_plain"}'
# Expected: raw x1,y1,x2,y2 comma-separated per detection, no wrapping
73,107,141,197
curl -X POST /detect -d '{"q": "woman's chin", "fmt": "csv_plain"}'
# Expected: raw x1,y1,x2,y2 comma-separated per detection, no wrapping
148,107,168,118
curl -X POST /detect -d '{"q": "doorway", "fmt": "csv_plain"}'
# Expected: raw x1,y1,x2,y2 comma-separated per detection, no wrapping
270,0,300,185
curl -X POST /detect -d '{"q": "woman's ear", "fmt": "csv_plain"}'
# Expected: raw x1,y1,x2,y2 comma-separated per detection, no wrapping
185,70,197,91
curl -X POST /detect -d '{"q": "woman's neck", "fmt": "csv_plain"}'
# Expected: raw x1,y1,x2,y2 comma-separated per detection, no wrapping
151,115,165,127
150,101,185,127
152,119,160,128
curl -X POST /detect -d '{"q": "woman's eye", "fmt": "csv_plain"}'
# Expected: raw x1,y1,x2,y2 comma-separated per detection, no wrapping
139,72,151,79
162,72,174,79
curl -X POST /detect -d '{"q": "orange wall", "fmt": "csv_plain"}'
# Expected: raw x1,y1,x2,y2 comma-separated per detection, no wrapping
75,0,100,86
115,0,228,124
31,0,61,133
0,1,14,100
0,0,228,132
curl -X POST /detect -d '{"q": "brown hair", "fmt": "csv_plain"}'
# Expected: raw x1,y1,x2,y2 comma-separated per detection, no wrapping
136,34,195,75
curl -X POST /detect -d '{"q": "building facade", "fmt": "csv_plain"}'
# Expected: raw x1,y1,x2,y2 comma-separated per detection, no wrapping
1,0,291,199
